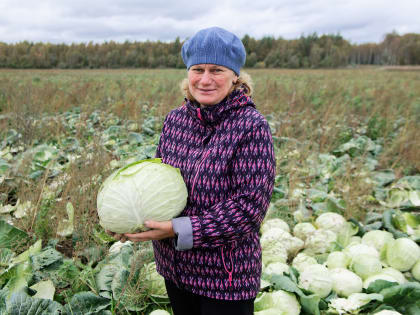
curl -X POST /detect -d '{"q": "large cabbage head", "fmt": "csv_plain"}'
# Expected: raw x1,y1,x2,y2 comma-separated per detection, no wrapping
386,237,420,271
303,229,337,255
293,222,316,241
261,228,304,257
292,253,318,273
97,159,188,233
326,251,350,269
254,290,301,315
350,254,382,280
262,241,288,265
261,218,290,234
315,212,346,234
344,243,379,260
263,262,290,280
298,264,333,298
330,268,363,297
361,230,394,253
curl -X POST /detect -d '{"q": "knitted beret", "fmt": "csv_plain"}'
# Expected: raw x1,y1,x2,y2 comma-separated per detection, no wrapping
181,27,246,75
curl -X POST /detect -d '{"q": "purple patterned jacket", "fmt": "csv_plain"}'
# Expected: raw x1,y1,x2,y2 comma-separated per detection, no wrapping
153,88,276,300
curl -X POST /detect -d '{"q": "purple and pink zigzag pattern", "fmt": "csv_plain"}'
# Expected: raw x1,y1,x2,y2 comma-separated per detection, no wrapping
153,88,276,300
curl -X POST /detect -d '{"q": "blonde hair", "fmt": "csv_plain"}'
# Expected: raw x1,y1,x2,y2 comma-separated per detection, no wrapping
180,71,254,102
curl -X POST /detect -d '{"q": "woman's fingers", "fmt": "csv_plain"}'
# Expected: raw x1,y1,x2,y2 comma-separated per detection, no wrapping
124,230,158,242
124,220,175,242
114,233,127,242
105,229,114,236
105,230,127,242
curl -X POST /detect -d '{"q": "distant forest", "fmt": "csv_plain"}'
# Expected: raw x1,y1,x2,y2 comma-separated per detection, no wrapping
1,32,419,69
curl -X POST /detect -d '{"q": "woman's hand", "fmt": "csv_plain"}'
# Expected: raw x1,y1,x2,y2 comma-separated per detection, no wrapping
124,220,175,242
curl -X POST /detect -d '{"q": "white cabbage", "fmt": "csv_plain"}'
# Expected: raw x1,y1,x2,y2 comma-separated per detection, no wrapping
362,230,394,253
263,262,290,278
330,268,363,297
261,228,304,257
261,218,290,234
315,212,347,234
348,236,362,246
363,274,399,289
142,262,167,297
254,290,300,315
373,311,402,315
292,253,318,273
262,241,288,265
97,159,188,233
412,259,420,281
344,243,379,259
298,264,333,298
260,279,272,290
328,293,383,314
293,222,316,241
327,251,350,269
385,238,420,271
350,254,382,280
108,240,133,255
304,229,337,255
381,267,407,284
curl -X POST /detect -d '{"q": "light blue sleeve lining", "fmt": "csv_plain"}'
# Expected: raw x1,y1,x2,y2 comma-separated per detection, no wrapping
171,217,193,251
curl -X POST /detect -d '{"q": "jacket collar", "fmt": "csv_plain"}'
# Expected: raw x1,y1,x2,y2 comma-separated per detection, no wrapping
185,87,255,126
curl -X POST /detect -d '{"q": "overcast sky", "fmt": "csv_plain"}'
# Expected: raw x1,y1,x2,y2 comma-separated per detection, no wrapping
1,0,419,44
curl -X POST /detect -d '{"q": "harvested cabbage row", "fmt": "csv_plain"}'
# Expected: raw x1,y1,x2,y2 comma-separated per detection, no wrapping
257,212,420,315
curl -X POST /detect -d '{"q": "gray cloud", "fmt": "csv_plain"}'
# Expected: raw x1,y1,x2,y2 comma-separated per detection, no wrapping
0,0,419,44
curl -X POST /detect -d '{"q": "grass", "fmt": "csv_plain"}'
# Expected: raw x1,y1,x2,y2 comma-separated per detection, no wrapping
1,66,419,231
0,67,419,313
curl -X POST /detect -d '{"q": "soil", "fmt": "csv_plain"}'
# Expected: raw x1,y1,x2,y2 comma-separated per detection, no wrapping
56,238,73,258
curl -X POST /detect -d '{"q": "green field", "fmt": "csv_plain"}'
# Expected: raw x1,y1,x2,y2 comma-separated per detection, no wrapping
1,68,419,314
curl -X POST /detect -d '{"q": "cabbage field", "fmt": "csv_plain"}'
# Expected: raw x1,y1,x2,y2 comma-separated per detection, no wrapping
0,68,419,314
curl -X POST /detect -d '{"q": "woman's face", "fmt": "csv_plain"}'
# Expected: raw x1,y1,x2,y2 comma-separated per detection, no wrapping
188,64,237,106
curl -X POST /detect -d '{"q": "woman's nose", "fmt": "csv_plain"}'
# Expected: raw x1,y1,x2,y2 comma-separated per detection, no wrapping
200,70,212,84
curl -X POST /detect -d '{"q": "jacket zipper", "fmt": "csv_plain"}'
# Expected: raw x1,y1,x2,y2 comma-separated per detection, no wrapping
221,245,235,288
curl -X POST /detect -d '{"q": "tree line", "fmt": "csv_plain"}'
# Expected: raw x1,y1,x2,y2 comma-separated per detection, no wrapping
0,32,419,69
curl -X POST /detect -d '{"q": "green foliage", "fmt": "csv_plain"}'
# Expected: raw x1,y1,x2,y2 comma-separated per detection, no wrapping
367,281,420,314
34,198,56,240
0,68,419,314
1,32,420,69
7,291,65,314
0,220,28,250
367,115,388,140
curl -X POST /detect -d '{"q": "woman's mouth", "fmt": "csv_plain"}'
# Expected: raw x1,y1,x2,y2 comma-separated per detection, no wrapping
198,88,215,94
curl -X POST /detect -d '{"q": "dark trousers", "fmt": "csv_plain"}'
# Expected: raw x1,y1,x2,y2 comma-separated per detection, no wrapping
165,280,255,315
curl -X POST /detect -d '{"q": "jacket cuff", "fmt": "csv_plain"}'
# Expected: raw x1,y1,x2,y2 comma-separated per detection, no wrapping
171,217,193,251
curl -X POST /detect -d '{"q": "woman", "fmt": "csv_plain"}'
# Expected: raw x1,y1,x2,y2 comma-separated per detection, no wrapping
119,27,275,315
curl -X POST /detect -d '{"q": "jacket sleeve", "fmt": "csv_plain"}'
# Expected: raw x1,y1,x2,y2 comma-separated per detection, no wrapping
189,120,276,248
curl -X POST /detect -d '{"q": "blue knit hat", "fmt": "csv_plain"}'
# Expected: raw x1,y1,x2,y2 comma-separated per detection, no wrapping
181,27,246,75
